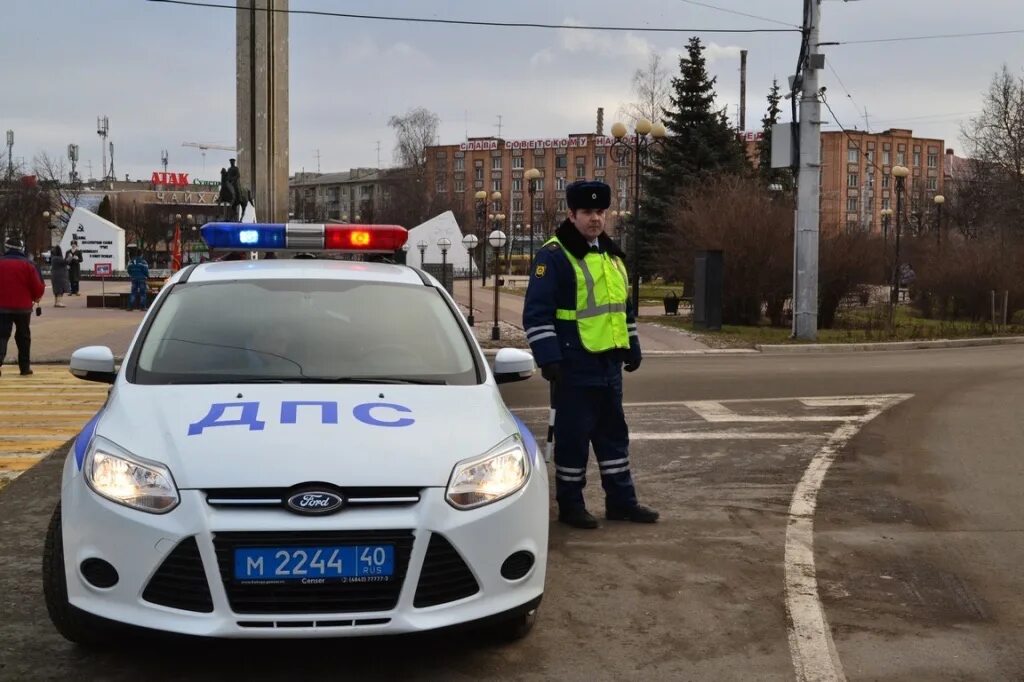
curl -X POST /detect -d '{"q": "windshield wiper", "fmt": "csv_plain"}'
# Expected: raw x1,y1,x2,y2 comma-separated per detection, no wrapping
160,376,446,385
298,376,447,385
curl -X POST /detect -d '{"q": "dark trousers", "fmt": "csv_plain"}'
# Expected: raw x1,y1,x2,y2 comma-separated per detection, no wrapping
129,280,147,309
0,312,32,373
70,278,80,294
553,381,638,512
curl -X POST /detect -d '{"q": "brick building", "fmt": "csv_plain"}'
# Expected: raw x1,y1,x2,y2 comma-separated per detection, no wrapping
820,128,945,234
745,128,946,234
425,133,634,252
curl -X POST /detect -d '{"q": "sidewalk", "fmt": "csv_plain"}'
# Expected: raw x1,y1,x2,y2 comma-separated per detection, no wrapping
449,279,709,351
10,276,708,367
26,280,143,363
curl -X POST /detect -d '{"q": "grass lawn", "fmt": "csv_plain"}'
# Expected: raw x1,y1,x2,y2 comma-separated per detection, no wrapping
642,303,1024,348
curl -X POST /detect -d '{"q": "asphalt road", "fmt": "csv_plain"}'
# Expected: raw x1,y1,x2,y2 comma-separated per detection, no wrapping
1,347,1022,681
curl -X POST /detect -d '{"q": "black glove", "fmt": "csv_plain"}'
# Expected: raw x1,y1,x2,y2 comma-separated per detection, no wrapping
540,363,562,383
35,305,42,317
624,357,641,373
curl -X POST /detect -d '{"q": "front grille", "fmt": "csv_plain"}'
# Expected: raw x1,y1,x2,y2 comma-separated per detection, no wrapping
205,487,421,509
414,533,480,608
213,530,415,614
142,537,214,613
237,617,390,629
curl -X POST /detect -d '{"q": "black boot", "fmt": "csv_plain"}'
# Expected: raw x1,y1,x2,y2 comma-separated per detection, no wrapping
606,504,660,523
558,507,599,529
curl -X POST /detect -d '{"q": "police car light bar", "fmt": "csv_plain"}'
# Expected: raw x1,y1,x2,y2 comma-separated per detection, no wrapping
200,223,408,252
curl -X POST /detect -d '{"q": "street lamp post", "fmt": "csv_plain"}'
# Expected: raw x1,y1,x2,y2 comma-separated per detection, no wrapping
492,213,505,286
880,207,893,283
488,229,507,341
401,242,410,265
437,236,451,292
609,118,666,314
462,233,479,325
525,167,541,263
934,194,945,247
474,190,488,284
417,239,428,268
891,165,910,320
490,191,503,286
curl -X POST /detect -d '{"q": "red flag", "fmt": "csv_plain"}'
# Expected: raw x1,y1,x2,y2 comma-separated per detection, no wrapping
171,224,182,271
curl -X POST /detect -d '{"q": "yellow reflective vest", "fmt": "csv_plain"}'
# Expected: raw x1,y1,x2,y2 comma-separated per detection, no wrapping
546,236,631,354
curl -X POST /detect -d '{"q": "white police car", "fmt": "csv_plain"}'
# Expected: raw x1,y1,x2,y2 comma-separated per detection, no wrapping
43,223,546,644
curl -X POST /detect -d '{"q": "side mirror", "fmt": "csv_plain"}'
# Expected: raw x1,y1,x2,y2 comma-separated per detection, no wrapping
69,346,117,384
493,348,535,385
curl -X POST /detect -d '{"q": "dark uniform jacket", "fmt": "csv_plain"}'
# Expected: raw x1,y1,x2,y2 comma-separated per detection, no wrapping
523,219,641,387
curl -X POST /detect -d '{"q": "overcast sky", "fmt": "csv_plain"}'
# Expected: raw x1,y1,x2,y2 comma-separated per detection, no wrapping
3,0,1022,183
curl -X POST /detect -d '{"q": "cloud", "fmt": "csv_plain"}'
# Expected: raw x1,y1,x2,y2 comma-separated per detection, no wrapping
557,20,653,60
530,48,555,67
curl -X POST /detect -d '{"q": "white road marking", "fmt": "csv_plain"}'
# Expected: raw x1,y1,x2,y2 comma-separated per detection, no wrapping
514,394,910,412
784,393,911,682
799,397,887,408
632,431,820,441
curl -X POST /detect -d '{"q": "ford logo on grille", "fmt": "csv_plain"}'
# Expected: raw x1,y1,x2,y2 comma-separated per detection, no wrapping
286,491,344,515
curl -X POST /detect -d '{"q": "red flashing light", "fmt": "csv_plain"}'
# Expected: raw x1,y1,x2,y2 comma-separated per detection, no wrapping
323,224,408,251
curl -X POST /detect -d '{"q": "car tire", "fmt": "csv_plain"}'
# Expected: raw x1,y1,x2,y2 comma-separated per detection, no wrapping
492,605,539,641
42,503,118,647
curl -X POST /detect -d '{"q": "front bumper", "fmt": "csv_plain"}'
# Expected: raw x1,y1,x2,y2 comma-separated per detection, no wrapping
59,456,548,638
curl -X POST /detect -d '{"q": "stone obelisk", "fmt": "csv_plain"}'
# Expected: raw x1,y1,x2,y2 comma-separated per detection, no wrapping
237,0,288,222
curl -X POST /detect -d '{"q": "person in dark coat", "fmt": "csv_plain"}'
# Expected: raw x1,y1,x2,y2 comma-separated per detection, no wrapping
67,241,84,296
0,237,46,376
49,245,70,307
522,180,658,529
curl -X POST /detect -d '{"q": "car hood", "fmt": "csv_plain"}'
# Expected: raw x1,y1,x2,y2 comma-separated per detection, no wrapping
92,382,522,489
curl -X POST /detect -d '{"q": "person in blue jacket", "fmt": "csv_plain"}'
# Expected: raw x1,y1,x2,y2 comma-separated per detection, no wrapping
126,251,150,311
523,180,659,529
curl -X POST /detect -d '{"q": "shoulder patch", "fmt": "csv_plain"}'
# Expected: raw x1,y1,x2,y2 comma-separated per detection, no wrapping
534,264,546,278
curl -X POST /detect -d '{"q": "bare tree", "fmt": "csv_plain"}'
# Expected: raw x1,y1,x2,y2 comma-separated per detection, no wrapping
388,107,440,172
963,65,1024,187
661,175,793,325
619,53,673,126
33,152,84,239
961,65,1024,237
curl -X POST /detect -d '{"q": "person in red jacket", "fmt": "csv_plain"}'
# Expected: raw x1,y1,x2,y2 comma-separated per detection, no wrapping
0,237,46,376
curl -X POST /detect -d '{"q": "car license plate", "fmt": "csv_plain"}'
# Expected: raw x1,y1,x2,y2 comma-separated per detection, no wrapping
234,545,395,583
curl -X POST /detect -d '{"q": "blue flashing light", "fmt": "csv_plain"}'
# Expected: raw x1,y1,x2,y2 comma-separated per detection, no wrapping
201,223,287,250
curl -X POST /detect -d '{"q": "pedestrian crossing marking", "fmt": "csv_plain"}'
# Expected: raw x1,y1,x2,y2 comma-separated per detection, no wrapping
0,366,103,485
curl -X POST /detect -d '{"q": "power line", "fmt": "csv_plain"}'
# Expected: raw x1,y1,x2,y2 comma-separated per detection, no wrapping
146,0,800,33
677,0,799,29
862,111,980,126
826,28,1024,46
824,59,862,121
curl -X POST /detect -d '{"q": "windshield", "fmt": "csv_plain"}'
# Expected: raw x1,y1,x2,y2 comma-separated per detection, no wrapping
132,278,479,385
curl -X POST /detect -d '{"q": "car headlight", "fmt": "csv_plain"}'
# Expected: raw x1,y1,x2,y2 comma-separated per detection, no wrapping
84,438,180,514
446,435,530,510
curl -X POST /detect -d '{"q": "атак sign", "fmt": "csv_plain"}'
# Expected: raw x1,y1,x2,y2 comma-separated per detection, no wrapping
151,172,191,186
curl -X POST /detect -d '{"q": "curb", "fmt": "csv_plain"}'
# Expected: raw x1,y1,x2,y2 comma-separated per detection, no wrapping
756,336,1024,354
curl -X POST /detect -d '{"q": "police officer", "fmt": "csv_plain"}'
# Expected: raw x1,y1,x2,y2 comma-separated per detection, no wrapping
0,237,46,376
126,250,150,311
523,180,659,529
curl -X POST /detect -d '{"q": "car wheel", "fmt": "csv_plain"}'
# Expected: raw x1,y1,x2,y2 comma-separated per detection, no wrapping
42,503,118,646
492,605,539,641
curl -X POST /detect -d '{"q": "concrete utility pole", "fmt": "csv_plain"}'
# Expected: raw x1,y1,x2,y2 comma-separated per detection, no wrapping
794,0,822,340
237,0,289,223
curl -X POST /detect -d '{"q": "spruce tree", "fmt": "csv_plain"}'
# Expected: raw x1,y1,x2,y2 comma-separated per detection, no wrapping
756,79,793,190
640,37,750,268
